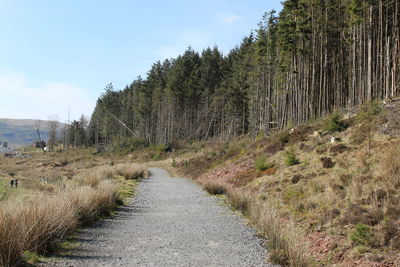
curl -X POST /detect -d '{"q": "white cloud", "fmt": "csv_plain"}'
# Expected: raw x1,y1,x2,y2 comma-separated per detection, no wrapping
220,13,243,24
0,71,93,122
156,27,214,60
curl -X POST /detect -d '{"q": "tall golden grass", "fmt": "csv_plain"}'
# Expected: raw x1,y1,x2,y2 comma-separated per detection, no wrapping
0,194,77,266
116,163,149,180
203,180,228,195
84,165,115,187
250,200,311,266
84,163,148,187
68,181,118,225
0,163,148,266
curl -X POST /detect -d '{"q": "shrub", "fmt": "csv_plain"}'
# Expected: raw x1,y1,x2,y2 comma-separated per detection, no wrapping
351,224,374,246
357,101,382,122
171,158,177,167
254,156,274,171
285,149,300,167
323,112,346,133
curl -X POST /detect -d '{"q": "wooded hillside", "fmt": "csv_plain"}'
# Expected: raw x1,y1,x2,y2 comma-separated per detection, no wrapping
87,0,399,146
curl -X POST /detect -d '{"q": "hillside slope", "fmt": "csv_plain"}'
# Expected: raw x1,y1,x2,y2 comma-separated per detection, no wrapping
0,118,53,145
165,100,400,266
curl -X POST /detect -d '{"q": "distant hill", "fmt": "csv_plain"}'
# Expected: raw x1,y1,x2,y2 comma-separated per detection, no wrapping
0,118,64,146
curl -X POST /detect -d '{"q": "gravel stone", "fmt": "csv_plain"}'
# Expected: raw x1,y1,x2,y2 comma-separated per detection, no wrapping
42,167,273,267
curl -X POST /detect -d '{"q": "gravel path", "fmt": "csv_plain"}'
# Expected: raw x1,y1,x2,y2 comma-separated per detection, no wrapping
44,167,272,267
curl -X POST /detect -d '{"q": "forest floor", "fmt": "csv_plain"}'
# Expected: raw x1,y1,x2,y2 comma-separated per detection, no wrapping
38,167,272,267
142,100,400,266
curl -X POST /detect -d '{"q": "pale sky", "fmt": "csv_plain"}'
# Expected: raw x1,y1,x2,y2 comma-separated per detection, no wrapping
0,0,282,122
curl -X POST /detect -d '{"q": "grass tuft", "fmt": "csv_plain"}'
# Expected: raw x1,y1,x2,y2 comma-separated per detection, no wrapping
250,199,312,266
116,163,149,180
254,156,274,171
203,180,228,195
285,149,300,167
351,224,374,246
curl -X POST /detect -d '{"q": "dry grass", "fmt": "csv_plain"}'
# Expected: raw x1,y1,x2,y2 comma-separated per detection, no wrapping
203,180,228,195
0,194,77,266
0,159,147,266
200,177,310,266
67,180,119,225
84,164,148,187
250,200,312,266
381,146,400,188
116,163,149,180
84,166,115,187
0,179,120,266
0,147,150,266
226,189,251,214
202,180,251,213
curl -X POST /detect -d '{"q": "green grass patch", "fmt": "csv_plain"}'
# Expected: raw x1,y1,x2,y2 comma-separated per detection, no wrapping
283,188,304,202
254,156,275,171
285,149,300,167
116,175,139,205
22,251,44,264
351,223,374,246
53,240,81,257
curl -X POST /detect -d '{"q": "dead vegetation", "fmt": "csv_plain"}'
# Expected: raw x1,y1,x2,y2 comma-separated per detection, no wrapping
203,180,228,195
250,200,312,267
116,163,149,180
0,149,148,266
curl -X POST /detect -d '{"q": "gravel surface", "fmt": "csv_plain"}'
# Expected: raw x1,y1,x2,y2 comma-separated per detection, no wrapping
43,167,272,267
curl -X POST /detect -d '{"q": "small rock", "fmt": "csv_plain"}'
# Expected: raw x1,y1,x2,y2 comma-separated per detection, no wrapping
330,136,340,143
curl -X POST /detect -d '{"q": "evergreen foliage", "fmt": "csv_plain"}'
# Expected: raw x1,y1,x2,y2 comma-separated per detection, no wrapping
81,0,399,147
323,113,347,133
351,223,374,246
254,156,274,171
285,149,300,167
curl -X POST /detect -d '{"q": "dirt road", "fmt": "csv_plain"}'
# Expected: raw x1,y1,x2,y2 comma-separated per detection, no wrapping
44,167,272,266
